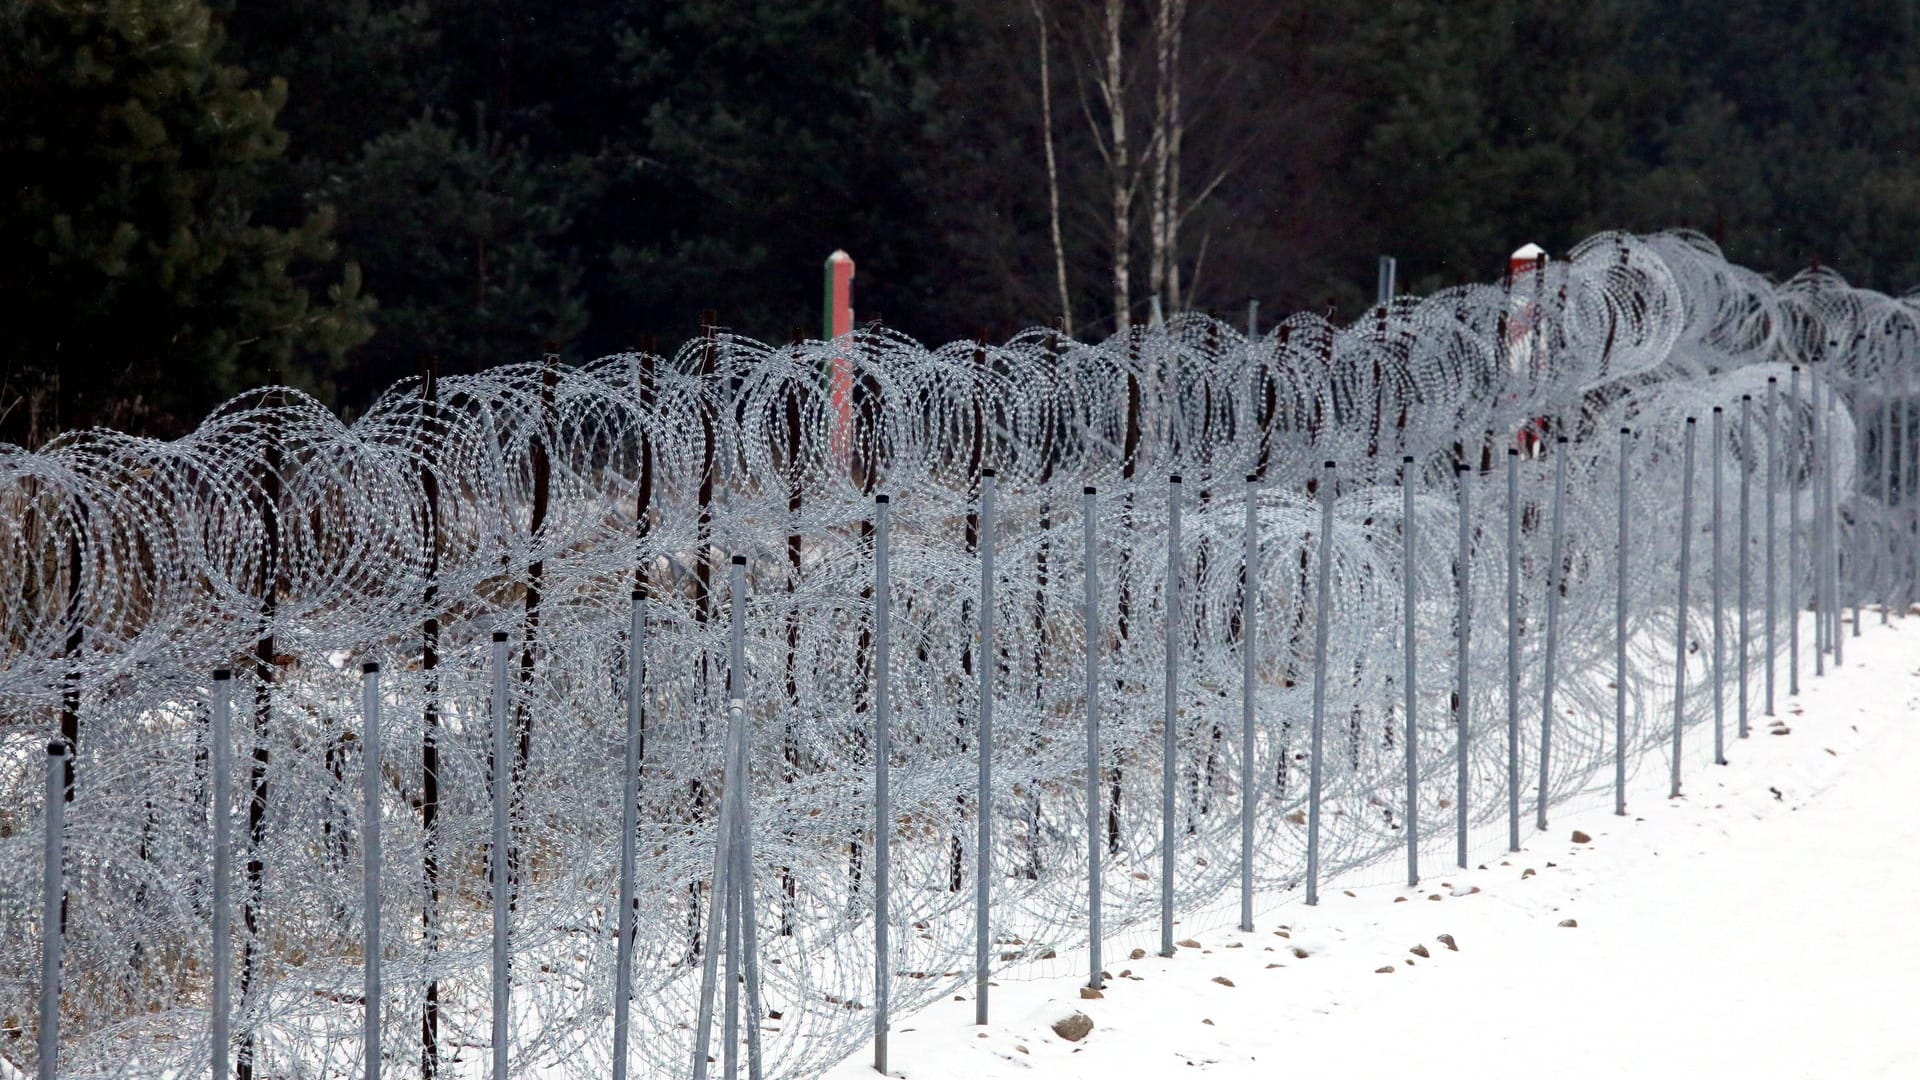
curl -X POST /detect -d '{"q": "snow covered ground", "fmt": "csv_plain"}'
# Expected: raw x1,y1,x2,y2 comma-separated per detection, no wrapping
825,613,1920,1080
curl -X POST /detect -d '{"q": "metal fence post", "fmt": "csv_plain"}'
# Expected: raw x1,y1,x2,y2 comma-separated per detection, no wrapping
1672,418,1697,799
724,558,746,1080
1738,395,1753,740
728,697,766,1080
1882,381,1895,624
39,741,66,1080
1505,448,1521,852
1537,438,1568,828
873,494,893,1072
1711,407,1726,766
1765,377,1778,715
490,631,511,1080
361,662,383,1080
1812,371,1828,674
1306,462,1335,906
1896,365,1912,611
975,471,997,1025
1082,486,1103,989
1616,428,1630,815
1843,378,1858,634
1240,474,1259,930
690,711,738,1080
613,590,645,1080
1161,475,1182,953
212,670,234,1079
1827,371,1841,659
1789,367,1801,695
1305,461,1336,899
1454,462,1472,866
1402,456,1420,885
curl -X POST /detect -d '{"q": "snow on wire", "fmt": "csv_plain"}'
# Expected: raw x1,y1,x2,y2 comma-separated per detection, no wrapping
2,229,1917,1079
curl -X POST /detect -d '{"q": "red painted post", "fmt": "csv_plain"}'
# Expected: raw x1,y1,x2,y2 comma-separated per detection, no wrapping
1507,243,1549,455
825,250,855,474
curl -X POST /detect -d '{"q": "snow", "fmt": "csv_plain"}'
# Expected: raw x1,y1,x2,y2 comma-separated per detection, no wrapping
823,612,1920,1080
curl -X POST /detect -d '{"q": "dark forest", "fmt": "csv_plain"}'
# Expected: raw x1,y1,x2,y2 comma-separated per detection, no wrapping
5,0,1917,441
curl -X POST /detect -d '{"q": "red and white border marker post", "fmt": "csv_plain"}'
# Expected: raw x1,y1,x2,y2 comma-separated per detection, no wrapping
824,250,855,473
1507,242,1549,455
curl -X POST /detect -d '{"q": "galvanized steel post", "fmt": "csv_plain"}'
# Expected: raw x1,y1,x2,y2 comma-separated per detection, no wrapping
1306,462,1336,905
1538,438,1568,827
1672,419,1697,798
873,495,893,1072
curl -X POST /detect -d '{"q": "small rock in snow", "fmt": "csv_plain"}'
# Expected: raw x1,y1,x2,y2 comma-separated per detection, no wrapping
1410,944,1430,958
1130,948,1147,960
1212,976,1235,987
1558,918,1578,928
1080,986,1103,999
1375,965,1396,974
1178,938,1202,949
1571,830,1592,843
1052,1012,1094,1042
1437,934,1458,951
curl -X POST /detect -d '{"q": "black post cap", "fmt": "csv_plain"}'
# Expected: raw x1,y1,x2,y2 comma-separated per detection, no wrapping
213,668,232,681
493,631,510,642
1084,485,1097,496
48,741,68,756
875,493,890,505
731,554,747,565
362,661,380,674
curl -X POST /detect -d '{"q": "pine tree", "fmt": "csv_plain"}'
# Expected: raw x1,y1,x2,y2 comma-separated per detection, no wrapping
327,111,592,400
0,0,373,442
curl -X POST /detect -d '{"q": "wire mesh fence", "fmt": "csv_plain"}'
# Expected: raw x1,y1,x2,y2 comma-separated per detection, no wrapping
2,229,1916,1078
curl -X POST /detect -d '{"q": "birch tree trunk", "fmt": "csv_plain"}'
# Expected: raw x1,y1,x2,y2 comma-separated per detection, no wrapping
1104,0,1133,333
1163,0,1186,312
1031,0,1074,338
1149,0,1172,316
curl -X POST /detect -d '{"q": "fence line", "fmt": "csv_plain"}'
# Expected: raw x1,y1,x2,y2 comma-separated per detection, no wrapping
4,229,1918,1078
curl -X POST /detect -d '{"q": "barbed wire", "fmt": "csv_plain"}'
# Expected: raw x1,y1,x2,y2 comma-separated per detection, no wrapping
1,229,1914,1078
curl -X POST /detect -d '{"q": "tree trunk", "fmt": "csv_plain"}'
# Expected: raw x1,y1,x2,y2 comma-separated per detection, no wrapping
1031,0,1074,337
1104,0,1132,333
